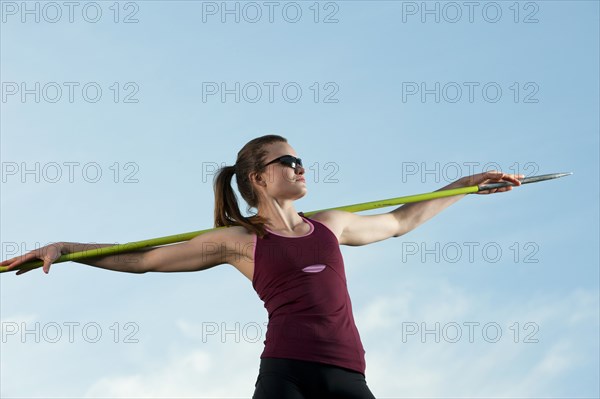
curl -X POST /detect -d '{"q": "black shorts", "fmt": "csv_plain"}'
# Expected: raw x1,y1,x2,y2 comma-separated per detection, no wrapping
252,357,377,399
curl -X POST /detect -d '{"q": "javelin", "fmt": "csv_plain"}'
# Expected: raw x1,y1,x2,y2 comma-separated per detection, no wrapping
0,172,572,274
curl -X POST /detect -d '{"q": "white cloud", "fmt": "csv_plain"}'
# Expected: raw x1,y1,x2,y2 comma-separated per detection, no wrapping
2,277,597,398
83,333,262,398
73,281,599,398
355,280,598,398
0,312,38,326
84,350,215,398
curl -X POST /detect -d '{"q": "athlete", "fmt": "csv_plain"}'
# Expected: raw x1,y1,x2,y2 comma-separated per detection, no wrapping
1,134,523,398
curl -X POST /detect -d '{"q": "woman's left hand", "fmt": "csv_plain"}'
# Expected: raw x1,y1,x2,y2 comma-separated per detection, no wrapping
458,170,524,194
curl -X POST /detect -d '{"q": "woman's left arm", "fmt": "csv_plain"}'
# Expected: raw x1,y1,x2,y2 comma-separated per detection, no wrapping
315,171,524,246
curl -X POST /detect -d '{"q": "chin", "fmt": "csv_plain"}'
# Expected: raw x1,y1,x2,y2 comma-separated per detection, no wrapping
292,187,308,201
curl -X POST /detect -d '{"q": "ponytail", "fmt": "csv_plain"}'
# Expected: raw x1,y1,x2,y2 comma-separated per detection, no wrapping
213,134,288,238
213,164,268,238
213,165,237,225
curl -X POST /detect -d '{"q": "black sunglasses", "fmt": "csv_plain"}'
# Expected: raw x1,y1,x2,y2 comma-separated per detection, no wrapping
264,155,303,172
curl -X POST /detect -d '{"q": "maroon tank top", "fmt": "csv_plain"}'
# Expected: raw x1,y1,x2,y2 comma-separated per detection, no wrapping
252,212,367,375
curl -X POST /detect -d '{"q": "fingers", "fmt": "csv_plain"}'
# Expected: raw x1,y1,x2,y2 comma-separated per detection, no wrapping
15,264,39,275
1,249,55,274
483,171,525,185
1,253,33,270
16,268,33,276
10,260,47,275
465,171,526,190
476,171,525,195
43,259,52,274
492,171,523,184
0,256,18,267
500,173,525,187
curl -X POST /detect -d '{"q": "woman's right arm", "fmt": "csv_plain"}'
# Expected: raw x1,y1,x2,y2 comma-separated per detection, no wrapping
0,241,152,275
1,227,245,275
64,242,153,274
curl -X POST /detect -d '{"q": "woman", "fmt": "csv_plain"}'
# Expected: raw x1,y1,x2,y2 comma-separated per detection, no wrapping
2,134,523,398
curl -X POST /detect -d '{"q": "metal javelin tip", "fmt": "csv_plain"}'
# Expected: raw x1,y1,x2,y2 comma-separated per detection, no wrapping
478,172,573,191
519,172,573,184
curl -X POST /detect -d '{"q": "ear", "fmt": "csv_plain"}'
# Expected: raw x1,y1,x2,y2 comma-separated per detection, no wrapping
249,171,267,187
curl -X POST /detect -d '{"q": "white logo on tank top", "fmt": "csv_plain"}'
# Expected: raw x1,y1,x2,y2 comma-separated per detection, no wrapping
301,264,327,273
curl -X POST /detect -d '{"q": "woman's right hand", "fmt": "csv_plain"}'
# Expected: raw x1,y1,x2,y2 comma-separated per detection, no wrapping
0,242,64,275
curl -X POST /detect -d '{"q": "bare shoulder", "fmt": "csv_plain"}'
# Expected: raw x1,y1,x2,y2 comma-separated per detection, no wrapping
308,210,353,241
180,224,256,267
213,225,256,280
217,224,255,240
211,225,256,257
309,209,400,246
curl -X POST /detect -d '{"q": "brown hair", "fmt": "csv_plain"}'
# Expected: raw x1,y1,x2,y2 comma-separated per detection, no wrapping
213,134,288,238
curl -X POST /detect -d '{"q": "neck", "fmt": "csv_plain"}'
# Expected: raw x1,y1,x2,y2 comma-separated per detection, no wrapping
257,197,304,233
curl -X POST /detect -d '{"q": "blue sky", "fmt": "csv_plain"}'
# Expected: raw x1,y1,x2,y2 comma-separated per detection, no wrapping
1,1,598,398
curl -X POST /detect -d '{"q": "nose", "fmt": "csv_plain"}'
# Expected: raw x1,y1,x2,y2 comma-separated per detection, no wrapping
296,165,305,175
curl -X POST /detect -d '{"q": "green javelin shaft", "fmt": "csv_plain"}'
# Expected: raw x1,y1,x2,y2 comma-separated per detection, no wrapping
1,186,478,273
1,172,572,274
